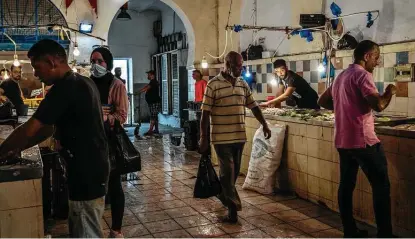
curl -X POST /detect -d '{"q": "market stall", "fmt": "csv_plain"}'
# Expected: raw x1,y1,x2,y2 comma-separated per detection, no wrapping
0,125,44,238
212,107,415,237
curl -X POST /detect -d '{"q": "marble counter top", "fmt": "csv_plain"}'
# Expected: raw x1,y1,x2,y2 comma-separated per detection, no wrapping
247,111,415,139
0,125,43,183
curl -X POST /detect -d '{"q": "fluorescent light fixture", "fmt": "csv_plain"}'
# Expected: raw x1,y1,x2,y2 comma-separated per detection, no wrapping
79,23,93,33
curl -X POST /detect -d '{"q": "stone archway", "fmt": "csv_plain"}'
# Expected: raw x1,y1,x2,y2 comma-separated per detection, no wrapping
102,0,196,68
159,0,195,68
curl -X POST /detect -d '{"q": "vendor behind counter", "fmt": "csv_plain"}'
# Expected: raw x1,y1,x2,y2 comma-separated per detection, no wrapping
260,59,319,109
0,65,25,114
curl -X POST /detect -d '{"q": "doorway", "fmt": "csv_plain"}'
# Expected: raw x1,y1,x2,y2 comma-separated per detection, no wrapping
113,58,134,125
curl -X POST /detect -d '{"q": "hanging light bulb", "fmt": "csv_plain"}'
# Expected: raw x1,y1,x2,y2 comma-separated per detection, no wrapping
13,55,20,67
3,70,9,79
245,66,251,77
271,78,278,86
73,46,80,57
201,56,208,69
318,63,325,73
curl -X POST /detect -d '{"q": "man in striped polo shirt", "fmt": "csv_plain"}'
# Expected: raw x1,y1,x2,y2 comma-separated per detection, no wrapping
199,51,271,223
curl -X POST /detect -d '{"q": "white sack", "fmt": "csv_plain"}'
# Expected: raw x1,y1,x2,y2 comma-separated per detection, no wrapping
242,123,286,194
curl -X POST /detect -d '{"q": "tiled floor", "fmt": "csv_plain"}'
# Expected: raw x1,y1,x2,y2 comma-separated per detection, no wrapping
48,133,377,238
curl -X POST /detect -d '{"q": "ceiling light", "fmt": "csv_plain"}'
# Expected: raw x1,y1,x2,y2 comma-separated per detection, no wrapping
73,46,80,57
116,9,131,21
201,56,208,69
245,66,251,77
318,63,325,73
13,55,20,67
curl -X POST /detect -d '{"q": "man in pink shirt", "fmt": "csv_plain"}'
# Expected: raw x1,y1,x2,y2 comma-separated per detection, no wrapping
318,40,396,238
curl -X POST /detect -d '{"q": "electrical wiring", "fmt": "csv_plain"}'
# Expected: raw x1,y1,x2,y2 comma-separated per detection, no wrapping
271,31,293,58
326,18,346,42
330,10,379,20
205,30,229,59
230,30,234,50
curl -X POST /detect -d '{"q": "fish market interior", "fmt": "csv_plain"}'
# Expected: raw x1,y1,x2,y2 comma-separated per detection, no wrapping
0,0,415,238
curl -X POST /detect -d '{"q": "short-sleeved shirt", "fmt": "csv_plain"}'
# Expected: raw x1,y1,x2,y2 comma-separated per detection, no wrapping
145,79,161,104
278,71,319,109
33,71,110,201
332,64,380,149
0,79,24,108
195,79,207,102
201,73,258,145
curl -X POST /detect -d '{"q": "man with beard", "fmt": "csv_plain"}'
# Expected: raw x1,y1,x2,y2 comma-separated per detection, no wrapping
0,65,25,114
199,51,271,223
260,59,319,109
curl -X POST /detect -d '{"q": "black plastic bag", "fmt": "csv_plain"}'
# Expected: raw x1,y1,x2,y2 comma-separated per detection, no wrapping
108,120,141,174
193,154,221,199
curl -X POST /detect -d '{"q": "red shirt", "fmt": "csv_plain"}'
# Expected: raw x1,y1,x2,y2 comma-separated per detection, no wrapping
332,64,380,149
195,79,207,102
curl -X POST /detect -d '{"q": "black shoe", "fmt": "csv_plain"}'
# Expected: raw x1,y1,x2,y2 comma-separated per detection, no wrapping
219,215,238,224
344,229,369,238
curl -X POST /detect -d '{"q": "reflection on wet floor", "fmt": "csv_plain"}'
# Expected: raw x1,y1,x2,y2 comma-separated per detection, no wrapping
49,133,377,238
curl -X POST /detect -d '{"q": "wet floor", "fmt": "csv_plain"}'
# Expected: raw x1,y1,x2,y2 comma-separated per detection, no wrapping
49,127,378,238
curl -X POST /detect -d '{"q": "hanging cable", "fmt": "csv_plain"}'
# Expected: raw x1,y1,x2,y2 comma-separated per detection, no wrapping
226,0,234,27
206,30,229,59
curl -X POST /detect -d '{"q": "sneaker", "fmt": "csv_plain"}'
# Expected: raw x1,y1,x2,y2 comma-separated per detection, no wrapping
143,131,153,136
109,230,124,238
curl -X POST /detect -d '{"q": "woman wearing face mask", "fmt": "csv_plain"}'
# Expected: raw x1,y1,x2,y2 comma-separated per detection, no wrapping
90,47,128,238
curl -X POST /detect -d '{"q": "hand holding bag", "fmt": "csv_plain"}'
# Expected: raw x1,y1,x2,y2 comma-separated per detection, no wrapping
193,153,221,199
109,120,141,174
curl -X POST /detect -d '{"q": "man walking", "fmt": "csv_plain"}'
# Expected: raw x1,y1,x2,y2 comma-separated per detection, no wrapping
199,51,271,223
0,39,109,238
318,40,395,238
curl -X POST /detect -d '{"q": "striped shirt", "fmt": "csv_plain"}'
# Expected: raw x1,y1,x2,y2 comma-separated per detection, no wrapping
201,73,258,145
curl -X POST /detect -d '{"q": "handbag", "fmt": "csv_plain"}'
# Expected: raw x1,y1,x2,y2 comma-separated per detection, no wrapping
109,120,141,174
194,153,221,199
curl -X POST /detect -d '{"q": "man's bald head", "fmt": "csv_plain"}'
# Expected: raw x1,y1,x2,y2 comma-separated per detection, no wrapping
224,51,243,78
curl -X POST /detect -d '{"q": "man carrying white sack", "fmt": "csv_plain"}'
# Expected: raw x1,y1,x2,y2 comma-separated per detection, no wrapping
199,51,271,223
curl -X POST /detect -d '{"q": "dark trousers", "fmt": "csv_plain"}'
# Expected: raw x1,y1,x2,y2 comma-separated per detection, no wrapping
337,143,392,237
107,171,125,231
214,143,245,211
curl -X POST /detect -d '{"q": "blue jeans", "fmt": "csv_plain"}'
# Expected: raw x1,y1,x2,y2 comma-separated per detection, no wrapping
68,197,105,238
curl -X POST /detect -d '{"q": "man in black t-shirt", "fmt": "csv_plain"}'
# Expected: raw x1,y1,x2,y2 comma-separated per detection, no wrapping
0,65,24,114
0,39,109,238
260,59,319,109
140,70,161,136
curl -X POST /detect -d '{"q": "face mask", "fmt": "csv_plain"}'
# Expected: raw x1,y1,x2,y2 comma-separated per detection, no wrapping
90,64,108,78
